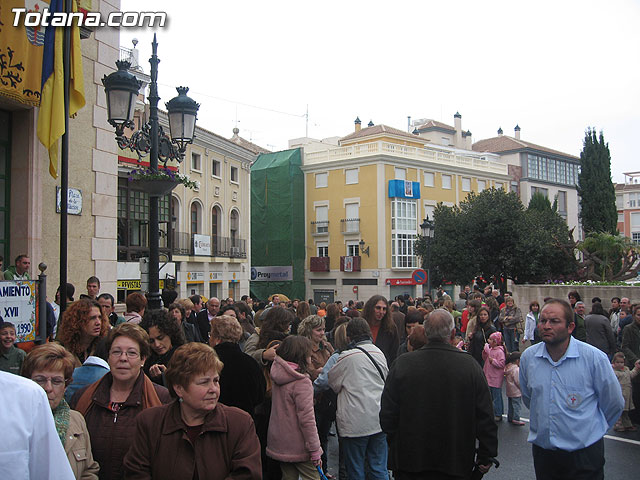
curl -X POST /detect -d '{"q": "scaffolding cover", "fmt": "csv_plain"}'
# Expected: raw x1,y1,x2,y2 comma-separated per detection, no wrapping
250,148,305,300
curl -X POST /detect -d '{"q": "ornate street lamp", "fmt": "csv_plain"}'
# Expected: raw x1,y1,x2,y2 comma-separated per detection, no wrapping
420,216,435,298
102,35,199,310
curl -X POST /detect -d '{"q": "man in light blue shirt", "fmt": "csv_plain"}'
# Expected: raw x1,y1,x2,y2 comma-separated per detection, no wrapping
520,298,623,480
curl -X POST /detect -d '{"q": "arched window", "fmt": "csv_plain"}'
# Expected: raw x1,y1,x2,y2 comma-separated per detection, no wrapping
230,209,239,245
190,202,202,236
212,205,221,238
171,196,180,235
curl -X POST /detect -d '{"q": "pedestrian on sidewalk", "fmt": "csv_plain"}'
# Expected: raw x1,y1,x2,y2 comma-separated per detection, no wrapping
611,352,640,432
504,351,525,426
483,331,506,422
520,298,624,480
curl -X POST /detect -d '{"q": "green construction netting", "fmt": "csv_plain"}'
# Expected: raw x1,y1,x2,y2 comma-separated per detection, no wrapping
250,148,305,300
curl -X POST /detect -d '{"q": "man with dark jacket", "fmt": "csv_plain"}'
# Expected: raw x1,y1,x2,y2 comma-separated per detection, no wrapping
195,297,220,342
380,309,498,479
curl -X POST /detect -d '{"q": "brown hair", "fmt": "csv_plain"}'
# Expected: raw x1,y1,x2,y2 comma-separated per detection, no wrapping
333,323,349,351
296,301,311,320
125,292,147,313
106,323,151,359
165,343,224,398
57,299,109,357
363,295,395,332
22,343,76,383
276,335,313,375
408,325,427,351
542,298,574,327
210,315,243,343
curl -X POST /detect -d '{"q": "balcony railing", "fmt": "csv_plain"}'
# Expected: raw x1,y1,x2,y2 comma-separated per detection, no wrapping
172,232,246,258
311,220,329,235
304,140,508,175
310,256,330,272
340,218,360,234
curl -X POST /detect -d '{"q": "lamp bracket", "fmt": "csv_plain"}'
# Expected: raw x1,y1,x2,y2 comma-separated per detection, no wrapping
116,122,185,166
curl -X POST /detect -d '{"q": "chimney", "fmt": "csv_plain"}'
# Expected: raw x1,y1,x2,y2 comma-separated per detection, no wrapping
514,124,521,140
465,130,472,150
354,117,361,132
368,120,374,127
407,116,412,133
498,127,503,137
454,112,462,147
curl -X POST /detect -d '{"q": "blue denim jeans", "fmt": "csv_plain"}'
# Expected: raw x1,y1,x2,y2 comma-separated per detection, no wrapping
490,386,503,417
503,327,518,353
507,396,522,422
341,432,389,480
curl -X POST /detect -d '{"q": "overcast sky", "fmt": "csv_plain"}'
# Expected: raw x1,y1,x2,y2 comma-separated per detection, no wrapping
119,0,639,182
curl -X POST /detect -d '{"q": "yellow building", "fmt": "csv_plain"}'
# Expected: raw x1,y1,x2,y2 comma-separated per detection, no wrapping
295,119,511,302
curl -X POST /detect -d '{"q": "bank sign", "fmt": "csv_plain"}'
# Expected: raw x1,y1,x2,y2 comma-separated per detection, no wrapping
251,266,293,282
0,281,37,343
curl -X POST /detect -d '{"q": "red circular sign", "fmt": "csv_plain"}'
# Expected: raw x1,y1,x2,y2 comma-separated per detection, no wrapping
352,286,358,293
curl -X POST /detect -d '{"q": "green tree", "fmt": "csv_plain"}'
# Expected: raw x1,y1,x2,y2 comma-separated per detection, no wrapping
528,191,553,212
577,128,617,234
577,232,640,281
429,188,577,288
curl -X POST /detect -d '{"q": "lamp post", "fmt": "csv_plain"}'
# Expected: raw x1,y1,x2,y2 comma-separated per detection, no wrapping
102,35,199,310
420,216,435,298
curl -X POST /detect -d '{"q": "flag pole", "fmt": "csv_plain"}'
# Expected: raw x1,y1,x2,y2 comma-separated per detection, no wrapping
59,0,71,316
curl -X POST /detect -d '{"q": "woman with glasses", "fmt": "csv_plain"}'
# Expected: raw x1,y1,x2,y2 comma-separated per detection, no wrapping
70,323,171,480
23,343,100,479
57,298,109,365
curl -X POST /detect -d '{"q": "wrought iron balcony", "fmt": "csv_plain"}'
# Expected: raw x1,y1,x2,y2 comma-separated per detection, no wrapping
340,218,360,234
172,232,246,258
311,220,329,235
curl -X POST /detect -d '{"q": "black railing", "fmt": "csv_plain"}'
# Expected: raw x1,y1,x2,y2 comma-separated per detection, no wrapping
171,232,246,258
311,220,329,235
340,218,360,233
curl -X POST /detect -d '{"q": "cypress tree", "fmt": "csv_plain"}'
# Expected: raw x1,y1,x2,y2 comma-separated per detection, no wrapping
577,128,617,234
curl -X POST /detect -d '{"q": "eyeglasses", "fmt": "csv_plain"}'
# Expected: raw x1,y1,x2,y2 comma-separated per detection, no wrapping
109,349,140,359
32,376,66,387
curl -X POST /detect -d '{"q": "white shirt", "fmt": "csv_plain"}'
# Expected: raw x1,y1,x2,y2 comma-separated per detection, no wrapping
0,372,75,480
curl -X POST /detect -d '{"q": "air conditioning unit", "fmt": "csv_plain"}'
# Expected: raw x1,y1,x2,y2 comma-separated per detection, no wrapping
230,246,240,256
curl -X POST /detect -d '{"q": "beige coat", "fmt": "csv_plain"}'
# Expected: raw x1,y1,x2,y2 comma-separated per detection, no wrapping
65,410,99,479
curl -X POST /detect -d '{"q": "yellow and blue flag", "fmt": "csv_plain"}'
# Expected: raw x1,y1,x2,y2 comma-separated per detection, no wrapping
36,0,85,179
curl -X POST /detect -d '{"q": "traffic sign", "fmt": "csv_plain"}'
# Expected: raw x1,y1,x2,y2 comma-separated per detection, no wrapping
411,269,427,285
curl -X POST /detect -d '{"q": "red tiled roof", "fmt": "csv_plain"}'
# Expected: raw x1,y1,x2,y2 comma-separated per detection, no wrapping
415,119,456,133
472,135,579,160
340,124,422,143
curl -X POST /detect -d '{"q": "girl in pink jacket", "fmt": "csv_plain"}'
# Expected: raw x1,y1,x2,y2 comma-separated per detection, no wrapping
504,351,525,426
482,331,506,422
267,336,323,480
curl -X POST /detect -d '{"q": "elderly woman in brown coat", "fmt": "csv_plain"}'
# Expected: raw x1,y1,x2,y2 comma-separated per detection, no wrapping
123,342,262,479
23,343,100,480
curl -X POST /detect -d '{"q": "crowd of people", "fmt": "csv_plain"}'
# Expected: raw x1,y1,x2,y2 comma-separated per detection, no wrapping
0,269,639,479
